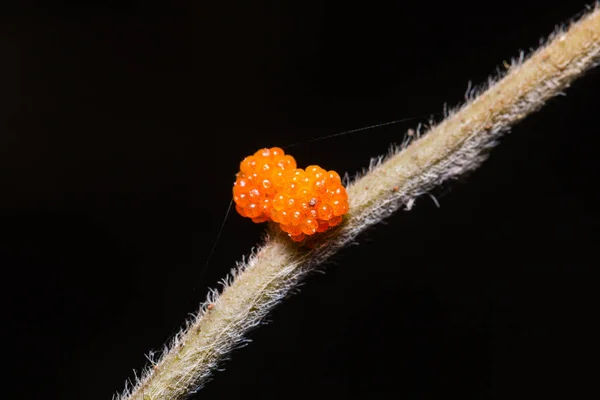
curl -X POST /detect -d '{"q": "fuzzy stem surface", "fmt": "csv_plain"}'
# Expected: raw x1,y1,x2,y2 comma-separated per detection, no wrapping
119,5,600,400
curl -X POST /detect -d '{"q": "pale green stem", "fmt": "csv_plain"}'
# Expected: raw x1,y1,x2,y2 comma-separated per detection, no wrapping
118,5,600,400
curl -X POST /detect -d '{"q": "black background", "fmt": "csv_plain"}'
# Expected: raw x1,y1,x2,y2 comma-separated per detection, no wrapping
2,1,599,399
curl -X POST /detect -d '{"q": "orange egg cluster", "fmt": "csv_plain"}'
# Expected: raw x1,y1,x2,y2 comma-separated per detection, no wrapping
233,147,349,242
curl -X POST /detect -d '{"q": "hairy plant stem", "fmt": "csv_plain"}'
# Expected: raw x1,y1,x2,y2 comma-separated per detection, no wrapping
119,5,600,399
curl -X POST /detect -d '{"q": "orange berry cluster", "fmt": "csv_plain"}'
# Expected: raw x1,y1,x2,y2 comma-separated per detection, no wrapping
233,147,349,242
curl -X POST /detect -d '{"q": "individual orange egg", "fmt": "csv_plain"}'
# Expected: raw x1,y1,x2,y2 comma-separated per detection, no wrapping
317,204,334,220
316,220,331,232
328,215,343,227
331,196,349,216
289,233,305,242
300,218,318,235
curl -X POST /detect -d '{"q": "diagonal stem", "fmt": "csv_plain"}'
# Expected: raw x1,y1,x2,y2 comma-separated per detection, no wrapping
118,4,600,399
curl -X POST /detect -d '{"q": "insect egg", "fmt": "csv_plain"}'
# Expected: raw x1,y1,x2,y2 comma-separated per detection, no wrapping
233,148,349,242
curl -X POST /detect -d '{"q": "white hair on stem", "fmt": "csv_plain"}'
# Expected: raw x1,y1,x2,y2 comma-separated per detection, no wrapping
117,4,600,399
